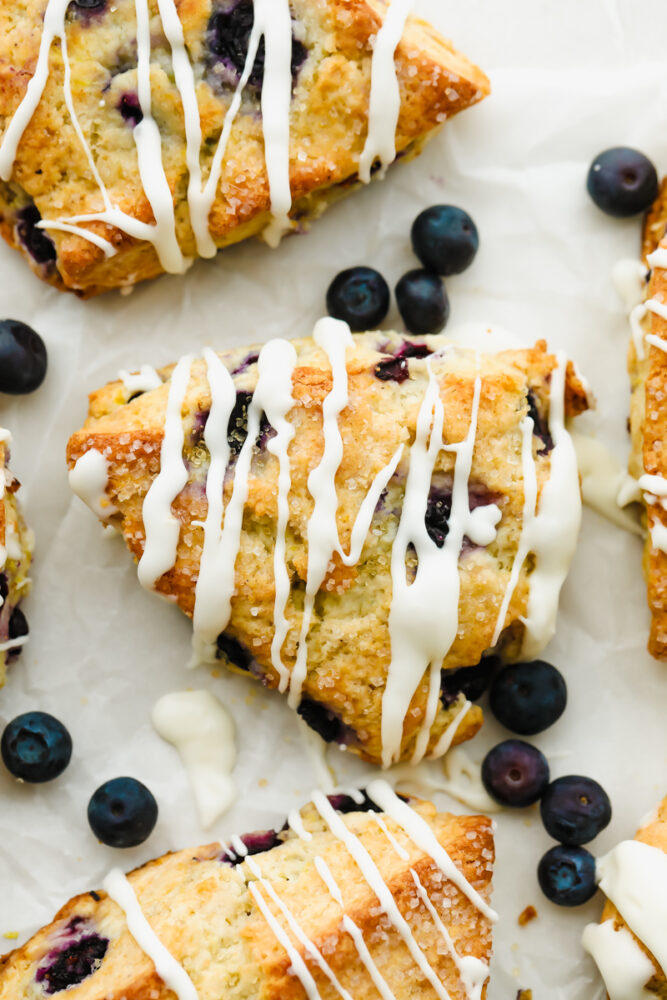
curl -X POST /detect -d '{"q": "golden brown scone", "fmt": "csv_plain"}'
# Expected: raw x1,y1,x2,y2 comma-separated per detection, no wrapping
66,329,589,766
0,790,495,1000
0,0,489,296
0,431,33,687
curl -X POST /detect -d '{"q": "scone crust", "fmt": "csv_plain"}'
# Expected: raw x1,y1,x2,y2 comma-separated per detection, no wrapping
0,437,33,686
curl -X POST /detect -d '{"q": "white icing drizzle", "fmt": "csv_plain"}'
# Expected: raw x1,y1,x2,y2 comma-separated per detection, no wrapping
119,365,163,395
647,333,667,353
359,0,415,182
103,868,199,1000
630,304,649,361
647,298,667,324
138,355,193,589
68,449,118,521
570,431,643,536
152,690,236,829
582,920,655,1000
638,473,667,552
647,247,667,270
638,473,667,497
612,258,648,313
428,698,472,761
287,807,313,841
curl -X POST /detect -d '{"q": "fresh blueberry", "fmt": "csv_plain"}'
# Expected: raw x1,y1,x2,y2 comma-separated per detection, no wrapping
489,660,567,736
0,319,48,395
540,776,612,846
216,632,253,671
16,205,57,265
87,777,158,848
395,270,449,335
1,711,72,783
207,0,307,89
118,92,143,126
36,933,109,994
440,655,499,706
297,698,343,744
481,739,550,808
537,844,597,907
411,205,479,276
222,828,281,865
326,267,390,332
374,356,409,383
587,147,659,218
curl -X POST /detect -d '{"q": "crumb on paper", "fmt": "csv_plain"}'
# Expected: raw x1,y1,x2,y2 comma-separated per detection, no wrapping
210,668,222,678
517,991,533,1000
258,778,268,788
3,931,18,940
518,905,537,926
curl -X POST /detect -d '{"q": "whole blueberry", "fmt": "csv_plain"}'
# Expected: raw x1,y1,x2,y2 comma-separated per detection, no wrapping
481,739,550,808
587,147,659,218
326,267,390,331
395,270,449,335
489,660,567,735
1,711,72,783
537,844,597,907
88,777,158,848
411,205,479,276
540,776,612,846
0,320,48,395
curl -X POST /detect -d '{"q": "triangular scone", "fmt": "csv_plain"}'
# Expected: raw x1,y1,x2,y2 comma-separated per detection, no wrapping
583,797,667,997
0,787,495,1000
67,327,589,766
0,431,33,688
0,0,489,296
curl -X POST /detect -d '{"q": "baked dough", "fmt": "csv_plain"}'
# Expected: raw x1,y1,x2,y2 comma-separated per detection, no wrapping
0,431,33,687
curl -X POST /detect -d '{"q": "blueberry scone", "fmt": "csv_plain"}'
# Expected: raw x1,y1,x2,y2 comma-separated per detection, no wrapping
0,0,489,296
0,430,33,687
67,324,589,766
583,795,667,998
0,784,496,1000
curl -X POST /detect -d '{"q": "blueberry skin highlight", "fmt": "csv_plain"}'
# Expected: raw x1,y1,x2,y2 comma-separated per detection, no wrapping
537,844,597,907
540,775,612,846
0,319,48,395
395,270,449,335
1,711,72,783
88,777,158,848
489,660,567,736
326,267,390,332
587,147,659,218
411,205,479,276
481,739,550,808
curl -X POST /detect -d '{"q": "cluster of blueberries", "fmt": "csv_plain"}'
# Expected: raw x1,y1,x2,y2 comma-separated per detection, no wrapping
325,204,479,336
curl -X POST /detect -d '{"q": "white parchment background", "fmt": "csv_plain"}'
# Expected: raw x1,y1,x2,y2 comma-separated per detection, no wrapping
1,1,667,996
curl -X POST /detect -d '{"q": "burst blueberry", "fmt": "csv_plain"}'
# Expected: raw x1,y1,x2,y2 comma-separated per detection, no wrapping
374,356,409,383
118,92,143,127
326,267,390,332
216,632,253,671
223,828,282,864
526,389,553,454
395,270,449,335
489,660,567,735
481,739,550,808
587,147,659,218
1,711,72,783
16,206,56,265
411,205,479,276
207,0,307,89
537,844,597,907
540,776,612,846
36,933,109,994
0,319,48,395
297,698,343,744
88,777,158,848
440,655,499,706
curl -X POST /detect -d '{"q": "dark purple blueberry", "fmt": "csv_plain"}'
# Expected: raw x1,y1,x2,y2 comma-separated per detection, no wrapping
587,147,658,218
489,660,567,736
231,351,259,376
374,356,409,383
88,777,158,848
297,698,343,744
481,739,550,808
207,0,307,90
440,655,499,706
16,205,57,265
326,267,390,332
216,632,253,671
526,390,553,455
395,340,433,359
411,205,479,276
117,92,143,126
537,845,597,907
36,933,109,994
71,0,106,7
327,791,382,814
540,776,612,846
424,483,452,548
0,319,48,395
395,270,449,336
8,606,29,639
0,573,8,602
1,711,72,783
223,828,281,865
227,391,270,455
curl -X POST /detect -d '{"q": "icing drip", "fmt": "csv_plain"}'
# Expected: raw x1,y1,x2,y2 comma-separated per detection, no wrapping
630,304,649,361
638,473,667,552
570,432,642,536
612,259,648,313
359,0,415,182
69,449,118,521
152,690,236,829
103,868,199,1000
582,920,655,1000
119,365,163,395
138,355,194,589
647,247,667,270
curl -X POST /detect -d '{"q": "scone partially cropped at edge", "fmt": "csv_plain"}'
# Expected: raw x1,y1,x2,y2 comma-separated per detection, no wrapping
0,0,489,296
0,431,33,687
67,327,589,766
582,796,667,997
0,785,496,1000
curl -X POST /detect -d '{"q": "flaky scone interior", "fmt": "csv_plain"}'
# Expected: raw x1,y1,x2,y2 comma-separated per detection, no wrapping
0,432,33,687
67,326,589,766
0,0,489,295
0,784,495,1000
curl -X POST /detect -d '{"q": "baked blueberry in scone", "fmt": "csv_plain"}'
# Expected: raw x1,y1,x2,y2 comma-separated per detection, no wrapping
66,325,589,766
0,784,496,1000
583,795,667,997
0,430,33,687
0,0,489,296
